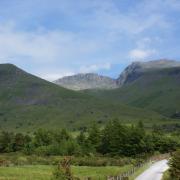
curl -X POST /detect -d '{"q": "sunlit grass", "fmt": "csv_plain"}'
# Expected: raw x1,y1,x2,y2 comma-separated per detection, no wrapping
0,165,132,180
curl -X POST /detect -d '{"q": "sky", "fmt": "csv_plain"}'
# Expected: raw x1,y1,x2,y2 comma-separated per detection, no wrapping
0,0,180,81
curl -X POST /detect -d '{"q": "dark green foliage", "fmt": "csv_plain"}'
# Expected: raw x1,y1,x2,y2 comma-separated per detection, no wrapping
99,121,179,156
76,131,93,155
0,131,14,152
0,131,30,153
88,122,101,152
100,120,145,156
32,129,80,156
13,133,31,151
23,142,35,155
0,122,179,157
169,149,180,179
125,125,146,156
34,129,53,147
100,120,128,155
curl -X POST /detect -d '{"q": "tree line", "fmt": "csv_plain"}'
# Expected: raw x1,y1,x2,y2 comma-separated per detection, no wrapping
0,120,179,157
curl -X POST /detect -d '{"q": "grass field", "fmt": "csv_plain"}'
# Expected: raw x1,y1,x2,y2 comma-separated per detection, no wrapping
0,165,132,180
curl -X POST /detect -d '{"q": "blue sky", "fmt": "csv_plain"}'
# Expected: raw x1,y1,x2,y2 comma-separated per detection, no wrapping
0,0,180,80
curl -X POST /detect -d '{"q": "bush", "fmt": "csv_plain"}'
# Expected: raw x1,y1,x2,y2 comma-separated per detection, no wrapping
71,156,132,167
52,157,73,180
169,149,180,179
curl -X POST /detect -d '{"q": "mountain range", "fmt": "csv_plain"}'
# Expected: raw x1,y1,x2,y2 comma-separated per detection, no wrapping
0,59,180,132
83,59,180,118
0,63,162,132
54,59,180,90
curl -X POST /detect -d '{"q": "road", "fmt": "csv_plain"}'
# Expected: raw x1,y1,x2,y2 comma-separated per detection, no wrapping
135,159,169,180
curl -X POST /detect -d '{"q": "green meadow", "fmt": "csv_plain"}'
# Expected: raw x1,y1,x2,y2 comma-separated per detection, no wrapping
0,165,132,180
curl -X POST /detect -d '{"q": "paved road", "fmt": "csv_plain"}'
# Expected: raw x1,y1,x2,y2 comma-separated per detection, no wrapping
135,159,169,180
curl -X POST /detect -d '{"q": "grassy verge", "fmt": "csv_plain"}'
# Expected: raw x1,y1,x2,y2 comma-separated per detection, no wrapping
0,165,52,180
73,165,132,179
162,170,171,180
0,165,132,180
129,162,152,180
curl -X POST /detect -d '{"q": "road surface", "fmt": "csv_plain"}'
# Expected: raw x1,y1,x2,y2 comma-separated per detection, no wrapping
135,159,169,180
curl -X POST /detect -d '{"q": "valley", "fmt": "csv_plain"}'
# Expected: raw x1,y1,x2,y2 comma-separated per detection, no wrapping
0,63,172,132
1,1,180,179
0,60,180,180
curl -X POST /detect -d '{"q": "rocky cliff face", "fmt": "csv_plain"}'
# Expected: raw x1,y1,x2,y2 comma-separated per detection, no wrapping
54,73,118,90
117,62,142,86
117,59,180,86
54,59,180,90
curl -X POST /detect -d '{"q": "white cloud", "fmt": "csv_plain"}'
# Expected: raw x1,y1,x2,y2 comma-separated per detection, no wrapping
37,63,112,81
0,24,60,63
129,36,158,60
0,22,111,81
129,49,157,60
39,72,75,81
0,0,178,79
80,63,111,73
0,22,103,64
84,0,171,37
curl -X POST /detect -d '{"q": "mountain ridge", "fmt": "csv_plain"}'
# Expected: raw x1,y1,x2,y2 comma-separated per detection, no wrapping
0,63,161,132
84,65,180,119
54,73,118,90
117,59,180,86
54,59,180,90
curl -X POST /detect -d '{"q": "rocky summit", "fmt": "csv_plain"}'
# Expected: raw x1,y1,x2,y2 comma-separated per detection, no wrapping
55,59,180,90
54,73,118,90
117,59,180,86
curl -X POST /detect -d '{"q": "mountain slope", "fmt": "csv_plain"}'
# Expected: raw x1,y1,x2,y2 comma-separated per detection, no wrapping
0,64,162,132
84,62,180,118
117,59,180,86
54,73,118,90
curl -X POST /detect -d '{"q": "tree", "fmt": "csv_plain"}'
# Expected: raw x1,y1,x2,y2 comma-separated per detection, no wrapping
169,149,180,179
152,133,178,153
88,122,101,152
77,131,92,155
0,131,14,152
13,133,26,151
100,121,113,154
77,131,86,145
100,120,128,156
23,142,35,155
53,129,71,144
108,120,128,155
126,123,146,156
34,129,53,146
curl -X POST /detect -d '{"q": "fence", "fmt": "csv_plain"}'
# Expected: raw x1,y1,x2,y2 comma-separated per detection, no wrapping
106,153,170,180
107,162,151,180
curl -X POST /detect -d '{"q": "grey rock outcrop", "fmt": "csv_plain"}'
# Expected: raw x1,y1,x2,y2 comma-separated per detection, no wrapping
54,73,118,90
117,59,180,86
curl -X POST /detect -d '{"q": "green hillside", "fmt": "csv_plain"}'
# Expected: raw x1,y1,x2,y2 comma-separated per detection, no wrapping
0,64,163,132
84,67,180,119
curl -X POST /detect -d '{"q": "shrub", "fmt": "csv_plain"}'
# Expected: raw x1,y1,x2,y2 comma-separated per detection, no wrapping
169,149,180,179
52,157,73,180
